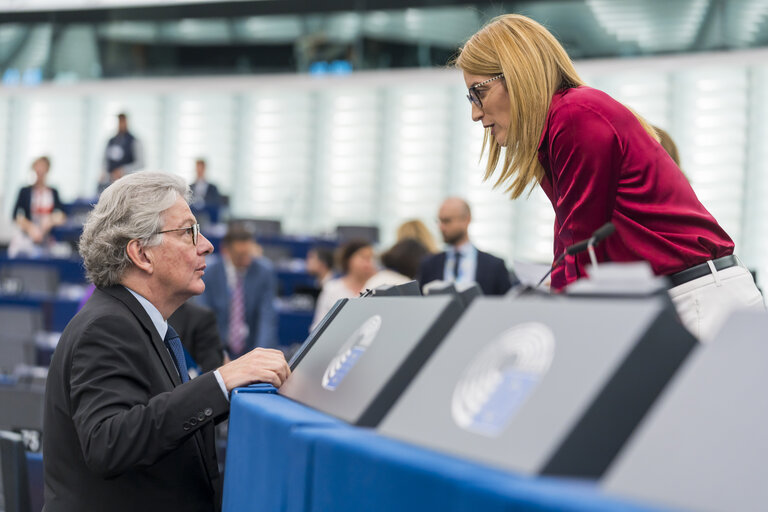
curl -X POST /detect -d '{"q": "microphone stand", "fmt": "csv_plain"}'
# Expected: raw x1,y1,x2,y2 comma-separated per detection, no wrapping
534,222,615,289
587,235,599,271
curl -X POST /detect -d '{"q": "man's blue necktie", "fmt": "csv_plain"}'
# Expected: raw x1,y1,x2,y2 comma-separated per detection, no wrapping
164,325,189,384
452,249,462,281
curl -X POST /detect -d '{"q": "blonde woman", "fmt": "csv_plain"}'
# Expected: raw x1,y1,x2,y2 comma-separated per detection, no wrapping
455,14,763,340
396,219,439,254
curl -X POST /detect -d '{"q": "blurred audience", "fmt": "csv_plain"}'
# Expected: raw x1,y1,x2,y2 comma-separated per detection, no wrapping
198,227,278,358
311,239,376,330
10,156,67,257
306,246,335,287
100,112,144,192
419,197,513,295
169,300,227,373
365,238,429,290
397,219,439,253
190,158,222,209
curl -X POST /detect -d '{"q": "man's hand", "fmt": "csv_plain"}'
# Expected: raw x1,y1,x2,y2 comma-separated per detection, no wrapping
216,348,290,392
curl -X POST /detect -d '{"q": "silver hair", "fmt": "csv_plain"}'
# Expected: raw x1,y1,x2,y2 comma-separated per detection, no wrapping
79,172,191,288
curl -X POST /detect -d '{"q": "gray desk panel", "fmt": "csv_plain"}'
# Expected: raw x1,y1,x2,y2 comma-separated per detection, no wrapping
379,296,678,475
604,310,768,512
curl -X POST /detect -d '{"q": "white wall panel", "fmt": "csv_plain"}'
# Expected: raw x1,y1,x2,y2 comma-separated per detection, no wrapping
1,51,768,289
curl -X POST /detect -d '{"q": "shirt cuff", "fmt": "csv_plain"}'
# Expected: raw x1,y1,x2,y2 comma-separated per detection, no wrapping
213,369,229,402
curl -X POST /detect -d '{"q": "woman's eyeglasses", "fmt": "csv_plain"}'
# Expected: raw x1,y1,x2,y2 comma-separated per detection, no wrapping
466,73,504,109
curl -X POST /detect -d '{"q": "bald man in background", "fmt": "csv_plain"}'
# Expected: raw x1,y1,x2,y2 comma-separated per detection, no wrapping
418,197,514,295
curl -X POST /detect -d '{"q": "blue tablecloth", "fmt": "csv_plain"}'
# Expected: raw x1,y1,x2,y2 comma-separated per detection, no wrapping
223,386,345,511
223,388,671,512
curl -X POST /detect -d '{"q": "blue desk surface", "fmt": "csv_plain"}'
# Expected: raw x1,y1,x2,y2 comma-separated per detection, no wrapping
223,389,671,512
0,255,87,284
27,451,44,512
0,293,309,348
0,294,79,332
276,305,313,346
1,251,321,297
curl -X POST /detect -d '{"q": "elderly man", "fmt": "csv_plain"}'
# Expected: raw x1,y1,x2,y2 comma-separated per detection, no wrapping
43,172,290,512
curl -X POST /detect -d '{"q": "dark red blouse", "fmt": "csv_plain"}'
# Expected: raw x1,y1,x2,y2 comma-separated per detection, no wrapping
537,86,733,290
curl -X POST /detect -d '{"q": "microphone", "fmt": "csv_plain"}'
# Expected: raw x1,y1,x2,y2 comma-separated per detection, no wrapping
566,222,616,256
535,222,615,288
586,222,615,269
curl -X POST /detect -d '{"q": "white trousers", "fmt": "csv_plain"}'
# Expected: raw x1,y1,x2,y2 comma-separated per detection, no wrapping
668,262,766,342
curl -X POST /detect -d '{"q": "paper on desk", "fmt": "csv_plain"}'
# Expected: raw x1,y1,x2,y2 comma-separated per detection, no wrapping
512,260,552,288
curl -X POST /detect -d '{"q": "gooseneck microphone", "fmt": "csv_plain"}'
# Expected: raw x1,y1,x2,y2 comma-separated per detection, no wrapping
535,222,615,288
565,223,616,256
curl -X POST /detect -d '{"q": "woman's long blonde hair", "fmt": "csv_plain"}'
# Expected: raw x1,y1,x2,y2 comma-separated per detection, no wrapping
455,14,658,199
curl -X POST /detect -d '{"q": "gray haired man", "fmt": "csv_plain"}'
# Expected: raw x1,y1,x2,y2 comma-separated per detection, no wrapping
43,172,290,512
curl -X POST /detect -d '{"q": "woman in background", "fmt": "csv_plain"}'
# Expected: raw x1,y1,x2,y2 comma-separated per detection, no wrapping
310,239,377,330
396,219,439,254
10,156,67,256
365,238,430,290
454,14,763,340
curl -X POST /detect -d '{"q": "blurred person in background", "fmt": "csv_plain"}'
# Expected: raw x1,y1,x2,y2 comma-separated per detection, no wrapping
419,197,513,295
100,112,144,192
306,246,335,287
396,219,439,253
311,239,376,330
169,300,227,374
190,158,222,209
365,238,430,290
455,14,764,339
10,156,67,256
198,227,278,359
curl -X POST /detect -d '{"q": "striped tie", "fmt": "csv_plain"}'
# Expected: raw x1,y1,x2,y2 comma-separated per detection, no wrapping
228,274,246,357
164,325,189,383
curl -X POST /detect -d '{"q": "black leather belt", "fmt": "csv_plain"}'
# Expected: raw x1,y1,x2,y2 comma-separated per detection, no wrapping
668,254,739,288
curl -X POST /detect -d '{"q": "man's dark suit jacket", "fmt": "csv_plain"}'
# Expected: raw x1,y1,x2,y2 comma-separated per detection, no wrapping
43,286,230,512
418,248,514,296
170,301,225,373
198,258,278,358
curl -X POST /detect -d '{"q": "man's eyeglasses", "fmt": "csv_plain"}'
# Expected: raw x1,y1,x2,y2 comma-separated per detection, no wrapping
157,223,200,246
466,73,504,109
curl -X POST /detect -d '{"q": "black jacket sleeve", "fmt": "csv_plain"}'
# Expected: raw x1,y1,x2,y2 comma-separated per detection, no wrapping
69,313,229,478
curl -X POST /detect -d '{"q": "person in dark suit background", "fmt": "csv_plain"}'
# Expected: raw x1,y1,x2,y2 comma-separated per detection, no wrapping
169,300,227,373
190,158,222,209
99,113,144,192
419,197,514,295
43,172,289,512
198,227,278,359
